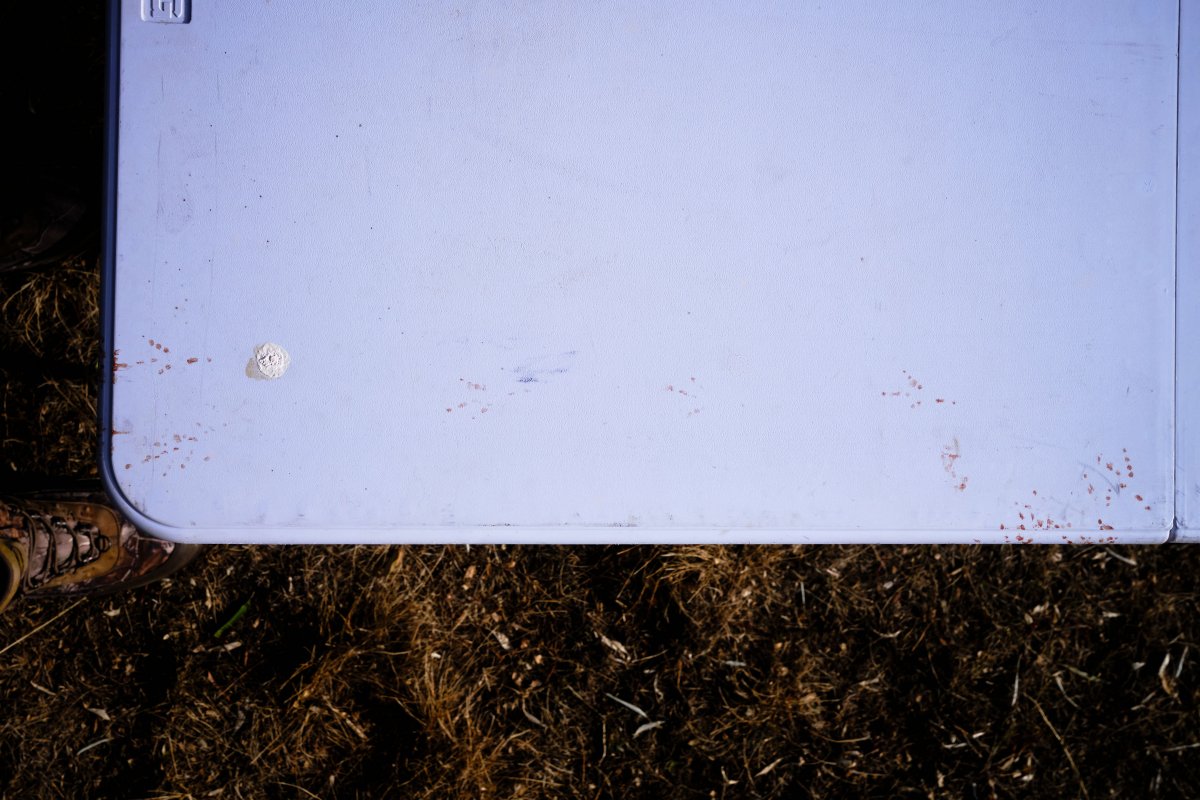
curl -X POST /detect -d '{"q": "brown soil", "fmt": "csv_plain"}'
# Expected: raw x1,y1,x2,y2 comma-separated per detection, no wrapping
1,7,1197,799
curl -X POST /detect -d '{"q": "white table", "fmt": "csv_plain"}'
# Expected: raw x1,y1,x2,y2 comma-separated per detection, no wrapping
102,1,1197,544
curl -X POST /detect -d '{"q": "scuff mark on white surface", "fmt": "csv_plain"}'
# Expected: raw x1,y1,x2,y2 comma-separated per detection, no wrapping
246,343,290,380
511,350,577,384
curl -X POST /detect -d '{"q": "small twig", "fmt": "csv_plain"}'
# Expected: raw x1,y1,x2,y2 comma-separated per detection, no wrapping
521,703,545,728
1054,674,1079,709
755,757,785,777
1032,699,1089,800
1158,652,1173,694
324,701,368,741
75,738,112,757
1104,548,1137,566
0,599,85,657
214,599,251,638
604,693,648,719
810,732,872,744
633,720,663,738
1064,664,1100,682
276,781,323,800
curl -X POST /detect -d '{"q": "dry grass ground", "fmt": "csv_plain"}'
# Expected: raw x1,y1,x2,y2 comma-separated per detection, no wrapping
1,6,1198,799
1,501,1198,797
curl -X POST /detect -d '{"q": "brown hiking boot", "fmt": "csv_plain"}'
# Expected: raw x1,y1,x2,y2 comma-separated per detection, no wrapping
0,493,203,607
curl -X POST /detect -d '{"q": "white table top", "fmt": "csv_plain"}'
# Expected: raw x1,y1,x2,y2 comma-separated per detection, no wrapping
102,1,1193,544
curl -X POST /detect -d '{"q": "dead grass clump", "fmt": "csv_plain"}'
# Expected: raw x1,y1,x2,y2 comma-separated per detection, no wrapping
1,260,99,479
2,535,1199,797
1,259,99,364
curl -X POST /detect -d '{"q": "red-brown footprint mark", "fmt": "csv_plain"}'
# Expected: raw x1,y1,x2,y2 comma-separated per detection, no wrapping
880,370,956,409
1000,529,1114,545
126,339,208,375
940,438,968,491
1000,491,1069,535
148,338,172,373
138,428,211,476
445,378,490,419
998,488,1119,544
997,448,1149,540
998,494,1111,542
112,350,129,382
665,376,703,417
1083,448,1151,513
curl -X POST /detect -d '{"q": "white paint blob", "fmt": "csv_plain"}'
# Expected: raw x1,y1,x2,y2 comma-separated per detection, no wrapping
248,342,290,380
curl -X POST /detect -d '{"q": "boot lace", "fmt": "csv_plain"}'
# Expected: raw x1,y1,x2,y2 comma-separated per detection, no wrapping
18,509,112,588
